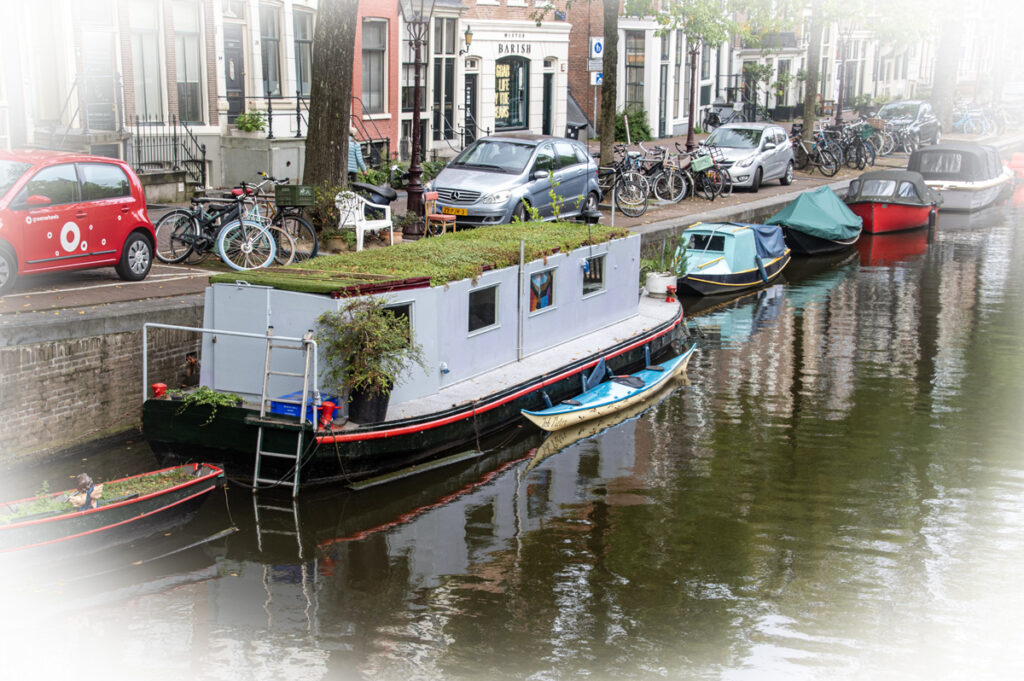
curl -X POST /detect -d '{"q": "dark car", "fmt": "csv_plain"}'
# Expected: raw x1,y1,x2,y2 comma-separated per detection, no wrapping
0,150,156,294
427,133,602,228
876,100,941,145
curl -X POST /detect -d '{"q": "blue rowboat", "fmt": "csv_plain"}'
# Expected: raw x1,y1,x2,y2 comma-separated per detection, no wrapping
521,345,696,432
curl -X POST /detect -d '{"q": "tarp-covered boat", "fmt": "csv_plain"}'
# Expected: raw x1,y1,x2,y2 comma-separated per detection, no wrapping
767,186,863,252
520,345,696,432
907,142,1011,212
675,222,790,296
844,170,940,233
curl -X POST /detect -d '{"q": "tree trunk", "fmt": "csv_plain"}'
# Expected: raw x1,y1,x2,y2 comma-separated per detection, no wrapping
304,0,356,189
801,9,824,141
599,0,618,166
931,11,961,132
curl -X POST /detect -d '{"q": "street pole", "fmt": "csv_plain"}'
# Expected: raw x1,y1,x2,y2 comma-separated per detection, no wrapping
407,32,424,216
685,44,700,152
835,39,845,125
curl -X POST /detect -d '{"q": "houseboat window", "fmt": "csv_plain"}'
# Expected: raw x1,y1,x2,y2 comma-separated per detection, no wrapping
897,181,920,200
847,179,860,197
689,234,726,252
861,179,896,196
582,255,605,296
384,303,413,344
468,285,498,333
530,269,555,312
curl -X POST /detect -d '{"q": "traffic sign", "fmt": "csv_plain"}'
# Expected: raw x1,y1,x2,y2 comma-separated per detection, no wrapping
590,72,603,86
588,58,602,72
589,37,603,61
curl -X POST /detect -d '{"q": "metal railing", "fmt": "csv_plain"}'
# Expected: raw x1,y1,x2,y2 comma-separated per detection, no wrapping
265,91,310,139
351,96,392,169
125,115,207,186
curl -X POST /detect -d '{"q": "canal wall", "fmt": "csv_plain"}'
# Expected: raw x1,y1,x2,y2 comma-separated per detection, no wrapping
0,296,203,465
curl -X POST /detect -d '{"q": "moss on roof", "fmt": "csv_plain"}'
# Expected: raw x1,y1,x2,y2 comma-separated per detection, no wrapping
209,221,629,294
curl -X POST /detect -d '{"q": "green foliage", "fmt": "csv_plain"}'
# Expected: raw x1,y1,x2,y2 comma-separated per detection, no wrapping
616,109,652,142
170,385,243,425
391,211,420,234
235,111,266,132
850,94,874,114
640,232,689,279
316,297,426,397
210,221,631,294
307,180,343,234
360,167,390,186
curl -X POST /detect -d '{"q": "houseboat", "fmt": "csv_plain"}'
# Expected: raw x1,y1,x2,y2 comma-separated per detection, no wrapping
906,142,1012,212
674,222,790,297
843,170,940,233
141,223,687,493
767,185,863,252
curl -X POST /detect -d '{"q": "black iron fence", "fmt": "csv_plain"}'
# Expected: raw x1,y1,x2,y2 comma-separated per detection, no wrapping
264,91,310,139
125,115,207,187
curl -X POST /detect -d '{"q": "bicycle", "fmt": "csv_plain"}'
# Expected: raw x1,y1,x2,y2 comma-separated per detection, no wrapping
635,141,688,204
674,142,721,201
789,125,839,177
249,172,320,262
153,185,279,270
597,150,649,217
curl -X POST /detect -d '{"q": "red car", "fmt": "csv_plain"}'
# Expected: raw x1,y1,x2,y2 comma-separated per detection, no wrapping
0,150,156,294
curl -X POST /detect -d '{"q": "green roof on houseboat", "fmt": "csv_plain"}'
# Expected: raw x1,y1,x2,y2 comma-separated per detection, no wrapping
209,221,630,295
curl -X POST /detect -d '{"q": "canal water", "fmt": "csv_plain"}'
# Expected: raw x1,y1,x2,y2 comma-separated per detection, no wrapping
3,200,1024,680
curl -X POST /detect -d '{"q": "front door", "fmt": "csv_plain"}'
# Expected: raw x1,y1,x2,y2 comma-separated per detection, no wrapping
464,74,478,144
224,23,245,123
80,30,118,131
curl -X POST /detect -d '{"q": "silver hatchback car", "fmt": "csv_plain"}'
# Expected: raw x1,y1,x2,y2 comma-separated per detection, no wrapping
428,133,602,227
705,122,795,191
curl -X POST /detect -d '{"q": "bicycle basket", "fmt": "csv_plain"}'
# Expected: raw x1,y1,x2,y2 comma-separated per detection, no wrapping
691,154,713,172
860,124,875,140
867,117,885,129
274,184,315,207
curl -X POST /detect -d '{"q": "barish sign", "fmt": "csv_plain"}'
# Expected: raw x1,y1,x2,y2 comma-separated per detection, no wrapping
498,43,531,55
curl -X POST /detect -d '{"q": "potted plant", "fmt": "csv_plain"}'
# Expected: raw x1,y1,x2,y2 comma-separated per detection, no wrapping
316,297,426,424
321,229,354,253
642,233,688,296
233,110,266,136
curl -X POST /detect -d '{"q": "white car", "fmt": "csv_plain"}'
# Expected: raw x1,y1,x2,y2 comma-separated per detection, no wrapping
704,122,795,191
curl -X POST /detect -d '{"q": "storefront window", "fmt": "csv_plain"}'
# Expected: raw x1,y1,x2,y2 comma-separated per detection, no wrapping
495,56,529,130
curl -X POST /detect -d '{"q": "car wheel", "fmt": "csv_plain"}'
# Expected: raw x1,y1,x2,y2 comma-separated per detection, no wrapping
780,161,794,186
0,244,17,295
934,127,942,145
512,200,530,223
583,191,600,213
751,167,762,192
115,232,153,281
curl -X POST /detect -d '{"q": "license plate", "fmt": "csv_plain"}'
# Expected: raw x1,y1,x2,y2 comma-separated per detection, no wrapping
442,206,467,216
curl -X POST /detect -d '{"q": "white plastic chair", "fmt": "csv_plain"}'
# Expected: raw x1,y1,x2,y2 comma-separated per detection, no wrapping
334,191,394,251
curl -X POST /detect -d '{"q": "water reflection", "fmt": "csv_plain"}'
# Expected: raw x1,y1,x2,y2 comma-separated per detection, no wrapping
3,207,1024,680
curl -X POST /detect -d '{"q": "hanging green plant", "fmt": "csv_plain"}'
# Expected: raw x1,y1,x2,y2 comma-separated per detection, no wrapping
169,386,244,425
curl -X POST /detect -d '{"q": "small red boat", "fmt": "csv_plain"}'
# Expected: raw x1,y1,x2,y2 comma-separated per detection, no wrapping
845,170,941,234
0,463,223,559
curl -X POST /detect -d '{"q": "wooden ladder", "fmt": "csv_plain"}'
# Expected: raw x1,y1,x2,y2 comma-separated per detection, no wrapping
252,326,317,497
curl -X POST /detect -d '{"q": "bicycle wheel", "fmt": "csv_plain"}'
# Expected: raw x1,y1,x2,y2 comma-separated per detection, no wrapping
274,213,319,262
613,176,648,217
653,168,687,203
903,130,920,153
217,220,277,271
706,167,726,197
862,140,876,167
817,149,840,177
693,172,716,201
266,225,296,266
153,209,199,264
793,143,809,170
845,141,865,170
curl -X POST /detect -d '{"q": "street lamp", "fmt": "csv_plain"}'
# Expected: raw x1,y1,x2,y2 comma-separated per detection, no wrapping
685,42,700,152
399,0,435,219
459,26,473,56
835,19,854,125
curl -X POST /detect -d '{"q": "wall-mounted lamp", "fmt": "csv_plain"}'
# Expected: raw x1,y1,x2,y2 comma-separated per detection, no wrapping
459,26,473,56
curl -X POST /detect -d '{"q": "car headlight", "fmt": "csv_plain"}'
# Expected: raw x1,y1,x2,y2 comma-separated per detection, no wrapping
482,190,511,204
736,155,756,168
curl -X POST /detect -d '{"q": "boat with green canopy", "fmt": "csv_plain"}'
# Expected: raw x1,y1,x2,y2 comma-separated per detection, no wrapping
766,186,863,254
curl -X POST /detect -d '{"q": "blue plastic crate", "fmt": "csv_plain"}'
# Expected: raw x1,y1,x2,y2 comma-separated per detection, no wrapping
269,391,337,423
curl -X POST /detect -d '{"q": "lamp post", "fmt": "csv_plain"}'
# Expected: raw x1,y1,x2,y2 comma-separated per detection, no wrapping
685,42,700,152
400,0,435,218
835,20,853,125
459,26,473,56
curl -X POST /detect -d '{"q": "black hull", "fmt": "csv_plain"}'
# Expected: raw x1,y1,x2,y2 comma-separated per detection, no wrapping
0,464,222,562
144,310,686,488
676,252,791,297
782,227,860,255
